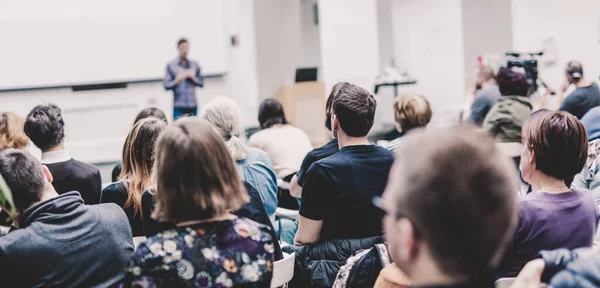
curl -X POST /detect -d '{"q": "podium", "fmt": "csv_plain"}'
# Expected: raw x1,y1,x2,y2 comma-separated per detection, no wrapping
272,82,328,146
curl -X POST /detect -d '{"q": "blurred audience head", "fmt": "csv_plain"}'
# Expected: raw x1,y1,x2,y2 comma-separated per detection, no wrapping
152,118,248,222
566,60,584,84
258,98,288,130
177,38,189,60
382,128,517,283
476,66,496,89
393,93,432,133
0,149,55,214
521,111,588,185
496,67,529,97
0,112,30,150
325,82,350,131
200,96,248,161
133,107,167,125
24,104,65,151
331,84,376,138
120,117,167,215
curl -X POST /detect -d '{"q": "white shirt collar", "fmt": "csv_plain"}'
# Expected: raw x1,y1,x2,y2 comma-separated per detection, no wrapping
41,149,71,164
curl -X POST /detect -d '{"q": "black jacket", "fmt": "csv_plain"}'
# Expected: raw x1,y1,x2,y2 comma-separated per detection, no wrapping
538,248,600,287
100,181,144,236
46,159,102,205
282,236,384,288
0,192,134,288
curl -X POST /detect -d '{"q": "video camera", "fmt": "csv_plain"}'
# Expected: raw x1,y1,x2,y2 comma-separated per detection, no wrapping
505,51,543,94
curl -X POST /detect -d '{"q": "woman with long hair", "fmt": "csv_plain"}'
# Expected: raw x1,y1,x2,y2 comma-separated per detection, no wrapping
101,117,166,236
124,118,274,287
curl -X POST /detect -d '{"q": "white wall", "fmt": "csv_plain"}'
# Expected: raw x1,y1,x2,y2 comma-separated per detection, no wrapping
511,0,600,89
392,0,465,126
318,0,380,93
254,0,302,100
300,0,322,69
0,0,260,164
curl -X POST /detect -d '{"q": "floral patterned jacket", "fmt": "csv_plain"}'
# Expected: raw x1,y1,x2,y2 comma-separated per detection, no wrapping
123,218,274,288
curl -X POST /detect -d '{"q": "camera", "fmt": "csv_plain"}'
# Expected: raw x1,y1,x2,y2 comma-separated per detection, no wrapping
505,52,543,94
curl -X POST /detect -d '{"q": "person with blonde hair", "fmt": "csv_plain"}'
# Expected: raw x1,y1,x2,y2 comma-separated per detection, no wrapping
124,118,274,287
0,112,29,150
384,93,432,153
200,96,278,216
101,117,167,236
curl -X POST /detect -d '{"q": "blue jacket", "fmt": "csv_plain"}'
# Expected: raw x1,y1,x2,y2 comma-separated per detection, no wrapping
581,106,600,142
0,192,134,288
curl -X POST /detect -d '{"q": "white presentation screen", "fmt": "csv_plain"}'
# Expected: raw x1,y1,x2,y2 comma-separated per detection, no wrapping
0,0,228,90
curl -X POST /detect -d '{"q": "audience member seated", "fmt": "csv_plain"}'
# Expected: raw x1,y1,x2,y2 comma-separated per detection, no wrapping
200,97,278,215
0,149,133,287
290,82,347,198
285,84,394,287
482,67,533,143
101,118,166,236
498,111,597,277
378,127,518,288
249,98,313,180
559,60,600,119
24,104,102,204
0,112,29,150
572,136,600,204
123,118,274,287
383,93,432,153
469,66,501,126
111,107,168,182
580,106,600,142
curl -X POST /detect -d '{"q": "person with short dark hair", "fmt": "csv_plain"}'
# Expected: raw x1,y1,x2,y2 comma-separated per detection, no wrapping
290,82,348,198
101,118,167,236
378,127,518,287
249,98,313,179
123,118,274,287
469,66,501,126
24,104,101,204
296,83,394,243
384,93,432,153
0,149,133,287
163,38,204,119
559,60,600,119
482,67,533,143
498,111,597,277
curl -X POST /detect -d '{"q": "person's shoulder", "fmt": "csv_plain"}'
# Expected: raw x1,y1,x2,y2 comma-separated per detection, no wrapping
372,144,396,158
101,182,126,194
94,202,129,222
70,158,100,175
233,217,273,238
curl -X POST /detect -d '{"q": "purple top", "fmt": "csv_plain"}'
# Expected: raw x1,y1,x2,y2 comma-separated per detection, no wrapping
499,189,598,277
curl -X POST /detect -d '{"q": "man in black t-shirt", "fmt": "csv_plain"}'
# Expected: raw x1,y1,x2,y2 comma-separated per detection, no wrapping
290,82,349,199
559,61,600,119
294,84,395,245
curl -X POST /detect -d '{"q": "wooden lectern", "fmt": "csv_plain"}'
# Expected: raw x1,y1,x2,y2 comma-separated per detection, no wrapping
272,81,328,146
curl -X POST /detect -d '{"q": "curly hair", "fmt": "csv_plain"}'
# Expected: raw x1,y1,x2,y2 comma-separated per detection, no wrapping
24,104,65,151
0,112,30,150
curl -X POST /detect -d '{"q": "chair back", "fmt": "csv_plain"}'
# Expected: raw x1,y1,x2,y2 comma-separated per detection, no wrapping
271,252,295,288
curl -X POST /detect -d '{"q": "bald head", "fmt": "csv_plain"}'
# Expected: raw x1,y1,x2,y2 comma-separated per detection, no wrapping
566,60,584,84
476,66,496,87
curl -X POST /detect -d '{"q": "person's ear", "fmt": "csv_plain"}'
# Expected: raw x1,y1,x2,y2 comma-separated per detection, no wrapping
396,123,403,133
41,165,53,183
527,147,535,164
395,218,419,262
332,114,339,131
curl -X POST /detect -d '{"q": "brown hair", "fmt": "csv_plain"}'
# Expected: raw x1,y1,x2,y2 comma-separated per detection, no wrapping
390,127,517,277
333,84,377,137
0,112,29,150
522,111,588,180
393,93,432,132
119,118,166,216
152,117,248,222
325,82,350,131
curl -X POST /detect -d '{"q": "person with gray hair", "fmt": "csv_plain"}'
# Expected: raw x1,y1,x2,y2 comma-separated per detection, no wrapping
0,149,133,287
200,96,278,216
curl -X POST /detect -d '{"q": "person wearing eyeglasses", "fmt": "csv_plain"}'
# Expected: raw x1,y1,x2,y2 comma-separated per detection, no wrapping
376,127,518,288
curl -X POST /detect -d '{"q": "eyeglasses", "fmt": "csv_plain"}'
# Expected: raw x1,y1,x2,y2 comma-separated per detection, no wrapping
372,196,422,238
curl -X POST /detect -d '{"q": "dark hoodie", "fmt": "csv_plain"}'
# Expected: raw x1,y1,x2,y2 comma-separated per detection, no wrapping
0,192,134,288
